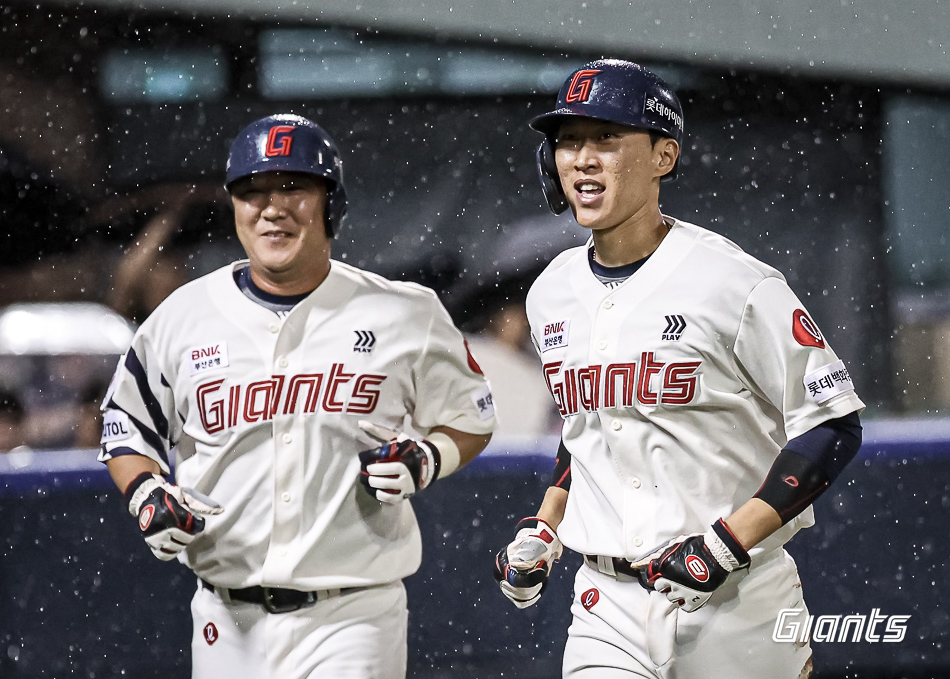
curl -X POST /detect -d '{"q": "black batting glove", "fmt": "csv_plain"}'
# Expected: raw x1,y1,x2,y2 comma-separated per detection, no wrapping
493,517,564,609
632,519,750,612
357,421,441,503
125,472,223,561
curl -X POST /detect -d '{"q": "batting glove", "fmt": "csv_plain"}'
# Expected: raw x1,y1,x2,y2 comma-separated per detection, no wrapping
125,472,224,561
493,517,564,609
357,421,457,504
631,519,750,612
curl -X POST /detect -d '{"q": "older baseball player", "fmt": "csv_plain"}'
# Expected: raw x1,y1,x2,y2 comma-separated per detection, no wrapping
99,114,496,679
492,60,863,679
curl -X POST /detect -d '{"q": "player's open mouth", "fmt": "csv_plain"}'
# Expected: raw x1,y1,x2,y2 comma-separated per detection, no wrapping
574,180,605,205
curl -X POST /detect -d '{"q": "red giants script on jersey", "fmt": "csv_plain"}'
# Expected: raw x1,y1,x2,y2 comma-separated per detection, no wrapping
792,309,825,348
565,69,601,103
265,125,294,157
542,352,701,416
196,364,386,434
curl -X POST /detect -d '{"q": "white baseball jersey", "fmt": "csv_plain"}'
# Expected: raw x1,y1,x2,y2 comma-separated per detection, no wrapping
526,218,864,560
99,260,496,590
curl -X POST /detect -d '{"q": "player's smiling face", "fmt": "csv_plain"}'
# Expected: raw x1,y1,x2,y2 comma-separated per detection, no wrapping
230,171,332,295
554,118,676,232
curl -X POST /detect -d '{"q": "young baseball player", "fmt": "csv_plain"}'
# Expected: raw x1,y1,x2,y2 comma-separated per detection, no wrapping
99,114,496,679
493,60,864,679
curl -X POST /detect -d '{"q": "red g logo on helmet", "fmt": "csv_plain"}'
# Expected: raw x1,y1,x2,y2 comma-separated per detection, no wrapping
685,555,709,582
265,125,294,157
581,588,600,611
565,70,601,103
792,309,825,348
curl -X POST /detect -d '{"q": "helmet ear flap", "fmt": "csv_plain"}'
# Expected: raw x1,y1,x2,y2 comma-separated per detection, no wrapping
536,139,569,215
325,182,347,237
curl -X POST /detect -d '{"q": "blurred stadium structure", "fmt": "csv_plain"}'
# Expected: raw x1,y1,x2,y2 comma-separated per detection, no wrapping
0,1,948,677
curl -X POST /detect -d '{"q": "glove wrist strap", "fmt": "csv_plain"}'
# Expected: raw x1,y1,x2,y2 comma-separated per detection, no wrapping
126,473,163,517
425,432,460,479
707,519,751,572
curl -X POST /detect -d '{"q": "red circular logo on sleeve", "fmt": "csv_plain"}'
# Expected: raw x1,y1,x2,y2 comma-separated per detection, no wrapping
203,623,218,645
792,310,825,348
685,555,709,582
463,339,484,375
581,588,600,611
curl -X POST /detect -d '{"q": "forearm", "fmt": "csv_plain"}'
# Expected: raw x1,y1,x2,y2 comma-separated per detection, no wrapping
536,486,569,531
722,498,782,551
106,454,161,494
728,412,862,550
428,425,491,470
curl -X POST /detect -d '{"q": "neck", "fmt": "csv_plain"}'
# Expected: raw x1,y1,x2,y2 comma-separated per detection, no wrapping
591,207,669,267
248,258,331,296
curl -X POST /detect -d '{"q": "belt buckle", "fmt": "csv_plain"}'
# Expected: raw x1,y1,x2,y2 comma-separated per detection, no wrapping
261,587,315,614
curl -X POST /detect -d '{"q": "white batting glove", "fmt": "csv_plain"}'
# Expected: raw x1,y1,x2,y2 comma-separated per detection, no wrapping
357,421,460,504
493,517,564,609
126,472,224,561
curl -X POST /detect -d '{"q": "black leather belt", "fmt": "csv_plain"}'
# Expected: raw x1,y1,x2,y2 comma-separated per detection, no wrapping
583,554,647,584
200,579,359,614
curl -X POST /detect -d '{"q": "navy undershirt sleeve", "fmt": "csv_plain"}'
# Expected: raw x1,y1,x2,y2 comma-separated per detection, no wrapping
551,439,572,490
754,411,862,524
783,410,862,482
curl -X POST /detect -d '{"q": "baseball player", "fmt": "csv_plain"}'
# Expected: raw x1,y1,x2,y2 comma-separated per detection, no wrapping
98,114,496,679
492,60,864,679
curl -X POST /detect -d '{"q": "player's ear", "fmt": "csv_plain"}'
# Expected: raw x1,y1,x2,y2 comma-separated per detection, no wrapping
654,139,679,179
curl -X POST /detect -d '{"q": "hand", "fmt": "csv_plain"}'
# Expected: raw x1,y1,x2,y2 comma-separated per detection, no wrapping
493,517,564,609
126,472,224,561
632,519,750,612
357,421,441,503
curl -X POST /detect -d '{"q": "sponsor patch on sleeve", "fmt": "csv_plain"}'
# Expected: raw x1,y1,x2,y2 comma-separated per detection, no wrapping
101,409,133,444
187,342,230,376
803,360,854,404
541,319,570,353
471,384,495,421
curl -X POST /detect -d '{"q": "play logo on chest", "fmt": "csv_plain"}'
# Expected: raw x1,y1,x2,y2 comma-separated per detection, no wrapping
188,342,230,376
541,319,570,352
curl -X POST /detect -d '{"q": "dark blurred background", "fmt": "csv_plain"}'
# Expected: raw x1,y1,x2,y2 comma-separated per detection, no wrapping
1,1,949,677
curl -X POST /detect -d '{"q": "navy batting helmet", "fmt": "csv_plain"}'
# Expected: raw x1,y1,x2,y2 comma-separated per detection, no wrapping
225,114,348,236
529,59,684,214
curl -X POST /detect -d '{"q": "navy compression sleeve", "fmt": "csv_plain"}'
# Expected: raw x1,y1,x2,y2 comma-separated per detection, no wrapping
753,411,862,524
551,439,571,491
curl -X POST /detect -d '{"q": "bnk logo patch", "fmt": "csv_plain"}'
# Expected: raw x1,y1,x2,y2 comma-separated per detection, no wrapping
541,319,570,353
565,70,601,103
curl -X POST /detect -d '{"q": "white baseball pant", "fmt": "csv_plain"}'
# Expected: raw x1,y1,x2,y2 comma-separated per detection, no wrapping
562,548,813,679
191,580,408,679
